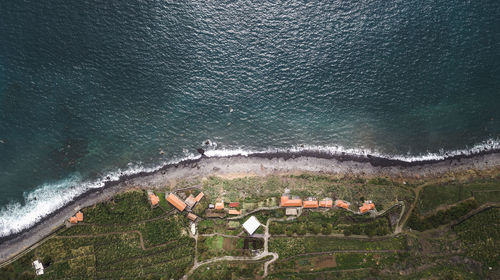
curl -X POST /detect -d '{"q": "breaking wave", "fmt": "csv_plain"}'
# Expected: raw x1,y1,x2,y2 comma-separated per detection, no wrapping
1,139,499,237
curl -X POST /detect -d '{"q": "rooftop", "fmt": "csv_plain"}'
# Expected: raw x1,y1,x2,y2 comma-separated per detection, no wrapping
166,193,186,212
242,216,261,235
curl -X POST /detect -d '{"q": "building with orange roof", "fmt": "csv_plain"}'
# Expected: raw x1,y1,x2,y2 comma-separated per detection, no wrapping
319,200,333,208
75,211,84,222
187,213,198,221
194,192,204,202
147,191,160,207
69,216,78,224
185,194,197,208
303,200,319,209
166,193,186,212
359,201,375,213
215,201,224,210
228,209,241,215
280,196,302,207
229,202,239,208
335,200,350,210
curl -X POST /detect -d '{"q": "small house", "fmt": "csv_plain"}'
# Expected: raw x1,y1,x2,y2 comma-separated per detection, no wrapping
242,216,261,235
335,200,350,209
187,212,198,222
319,199,333,208
228,209,241,215
75,211,84,222
229,202,239,208
215,201,224,210
208,204,215,209
69,216,78,224
147,191,160,207
359,201,375,213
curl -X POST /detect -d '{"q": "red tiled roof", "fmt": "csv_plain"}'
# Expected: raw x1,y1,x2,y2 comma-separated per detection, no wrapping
280,196,302,207
335,200,350,209
319,200,333,208
149,194,159,206
215,202,224,210
187,213,198,221
69,216,78,224
303,200,319,208
75,211,84,222
228,209,241,215
229,202,239,208
167,194,186,211
194,192,204,202
359,202,375,213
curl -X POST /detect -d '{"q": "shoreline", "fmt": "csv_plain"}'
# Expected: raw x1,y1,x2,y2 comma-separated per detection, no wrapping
2,149,500,263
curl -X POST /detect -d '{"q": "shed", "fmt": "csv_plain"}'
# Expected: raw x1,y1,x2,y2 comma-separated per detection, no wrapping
242,216,261,235
187,213,198,221
32,260,44,275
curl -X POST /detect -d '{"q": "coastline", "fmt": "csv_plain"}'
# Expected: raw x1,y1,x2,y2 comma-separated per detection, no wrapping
2,149,500,263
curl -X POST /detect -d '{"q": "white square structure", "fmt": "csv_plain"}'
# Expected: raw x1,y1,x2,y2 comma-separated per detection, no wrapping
242,216,261,235
32,260,44,275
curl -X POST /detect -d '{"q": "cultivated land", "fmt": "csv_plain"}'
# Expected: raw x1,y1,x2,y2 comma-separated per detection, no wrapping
1,152,500,279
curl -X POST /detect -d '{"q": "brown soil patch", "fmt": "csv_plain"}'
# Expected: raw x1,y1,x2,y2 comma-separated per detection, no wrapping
222,238,236,251
313,255,337,269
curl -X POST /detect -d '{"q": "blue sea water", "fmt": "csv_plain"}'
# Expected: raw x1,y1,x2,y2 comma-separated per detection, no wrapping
1,0,500,236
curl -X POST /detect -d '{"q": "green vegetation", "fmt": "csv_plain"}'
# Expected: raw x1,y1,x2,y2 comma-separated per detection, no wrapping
453,208,500,269
418,181,500,215
270,210,392,237
269,236,407,259
197,236,250,261
3,171,499,279
83,191,164,224
190,258,270,280
408,199,479,231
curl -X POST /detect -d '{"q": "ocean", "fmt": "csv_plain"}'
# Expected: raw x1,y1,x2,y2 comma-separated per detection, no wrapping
1,0,500,237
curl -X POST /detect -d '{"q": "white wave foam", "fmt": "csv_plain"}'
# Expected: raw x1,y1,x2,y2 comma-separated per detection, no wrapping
1,139,499,237
0,153,201,238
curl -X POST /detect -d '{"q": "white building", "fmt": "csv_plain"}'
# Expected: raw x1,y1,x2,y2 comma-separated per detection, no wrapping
32,260,44,275
242,216,261,235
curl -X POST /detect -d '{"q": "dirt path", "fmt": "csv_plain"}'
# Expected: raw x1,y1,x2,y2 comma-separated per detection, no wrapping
396,184,426,233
